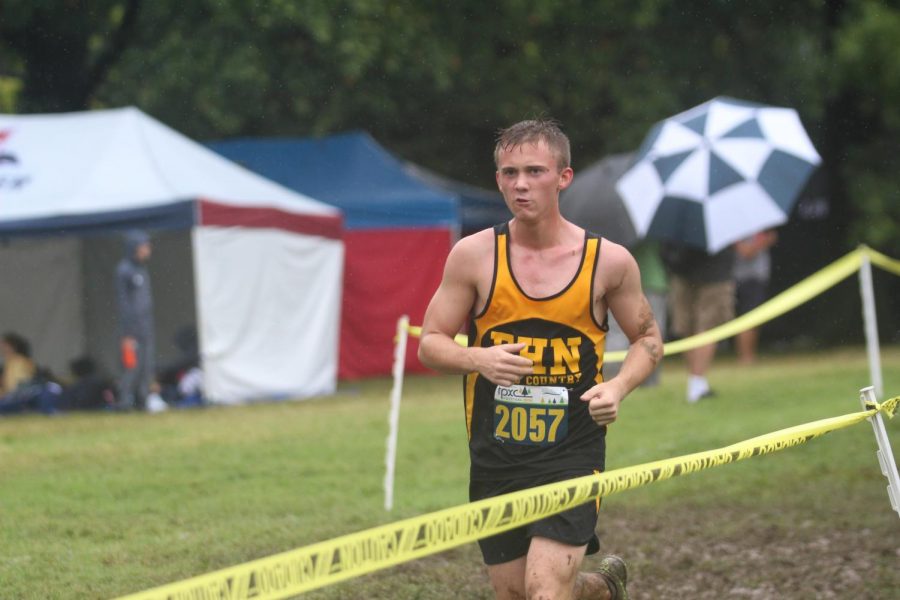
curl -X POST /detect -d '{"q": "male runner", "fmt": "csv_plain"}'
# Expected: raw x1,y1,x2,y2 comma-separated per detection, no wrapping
419,119,662,599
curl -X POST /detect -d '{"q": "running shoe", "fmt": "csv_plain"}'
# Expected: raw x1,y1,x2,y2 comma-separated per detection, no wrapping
596,554,629,600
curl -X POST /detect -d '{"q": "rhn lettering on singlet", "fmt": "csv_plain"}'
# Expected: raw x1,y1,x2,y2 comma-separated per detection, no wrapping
490,331,583,386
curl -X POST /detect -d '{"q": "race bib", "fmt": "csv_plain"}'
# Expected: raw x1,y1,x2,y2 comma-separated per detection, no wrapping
493,385,569,446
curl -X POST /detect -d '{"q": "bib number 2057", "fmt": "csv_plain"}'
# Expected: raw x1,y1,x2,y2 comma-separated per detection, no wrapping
493,385,568,446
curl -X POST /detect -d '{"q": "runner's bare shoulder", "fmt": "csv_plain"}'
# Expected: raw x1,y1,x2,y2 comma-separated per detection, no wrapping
445,228,495,281
598,238,639,290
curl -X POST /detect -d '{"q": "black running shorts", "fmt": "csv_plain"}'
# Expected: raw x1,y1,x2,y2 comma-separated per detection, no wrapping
469,470,602,566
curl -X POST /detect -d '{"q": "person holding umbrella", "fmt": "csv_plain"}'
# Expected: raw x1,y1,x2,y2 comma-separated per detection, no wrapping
661,242,736,401
419,119,662,600
616,96,822,401
734,229,778,364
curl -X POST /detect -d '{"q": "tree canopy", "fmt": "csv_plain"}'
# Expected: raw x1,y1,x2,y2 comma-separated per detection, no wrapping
2,0,898,339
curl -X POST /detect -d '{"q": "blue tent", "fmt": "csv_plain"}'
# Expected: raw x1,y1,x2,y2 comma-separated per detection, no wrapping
400,162,508,235
208,132,460,230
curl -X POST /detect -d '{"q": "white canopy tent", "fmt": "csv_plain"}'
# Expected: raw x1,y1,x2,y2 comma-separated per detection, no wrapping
0,107,344,403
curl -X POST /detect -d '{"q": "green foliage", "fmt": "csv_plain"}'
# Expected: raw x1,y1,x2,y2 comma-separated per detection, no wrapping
97,0,463,141
835,2,900,129
833,3,900,255
93,1,840,180
0,0,142,111
0,1,898,263
0,76,21,112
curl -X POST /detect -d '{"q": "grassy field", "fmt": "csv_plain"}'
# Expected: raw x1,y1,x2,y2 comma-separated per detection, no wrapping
1,346,899,599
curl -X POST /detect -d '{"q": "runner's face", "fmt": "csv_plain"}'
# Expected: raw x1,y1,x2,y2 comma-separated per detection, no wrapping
495,141,572,223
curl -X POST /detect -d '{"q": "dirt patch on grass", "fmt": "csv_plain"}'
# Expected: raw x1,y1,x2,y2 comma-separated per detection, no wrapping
313,503,899,599
595,503,899,599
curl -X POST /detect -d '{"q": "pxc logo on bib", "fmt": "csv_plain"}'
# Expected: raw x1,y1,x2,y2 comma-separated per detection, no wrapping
493,385,569,446
488,319,596,387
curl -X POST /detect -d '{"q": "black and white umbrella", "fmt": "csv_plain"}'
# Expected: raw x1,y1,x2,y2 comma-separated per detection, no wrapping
616,96,821,252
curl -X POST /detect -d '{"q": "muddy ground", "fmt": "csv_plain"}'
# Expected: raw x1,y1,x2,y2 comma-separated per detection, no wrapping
309,503,900,599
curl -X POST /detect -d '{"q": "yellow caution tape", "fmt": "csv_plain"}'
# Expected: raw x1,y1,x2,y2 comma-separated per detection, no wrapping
864,245,900,277
657,247,863,358
115,395,899,600
867,395,897,418
405,246,899,363
406,324,465,346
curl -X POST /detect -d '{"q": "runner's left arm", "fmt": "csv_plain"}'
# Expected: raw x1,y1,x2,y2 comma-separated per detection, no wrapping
581,243,662,425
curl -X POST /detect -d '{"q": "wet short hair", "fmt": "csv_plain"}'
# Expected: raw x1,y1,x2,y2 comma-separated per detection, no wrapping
2,332,31,358
494,119,571,170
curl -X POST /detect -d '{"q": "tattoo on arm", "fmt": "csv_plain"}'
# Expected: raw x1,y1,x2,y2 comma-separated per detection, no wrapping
640,339,661,364
637,297,655,337
634,297,661,364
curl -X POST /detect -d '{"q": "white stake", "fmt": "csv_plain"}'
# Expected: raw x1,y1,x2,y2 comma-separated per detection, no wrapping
859,386,900,518
858,249,883,399
384,315,409,511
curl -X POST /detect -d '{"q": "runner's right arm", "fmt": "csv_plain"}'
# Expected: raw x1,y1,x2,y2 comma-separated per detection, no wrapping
418,234,532,387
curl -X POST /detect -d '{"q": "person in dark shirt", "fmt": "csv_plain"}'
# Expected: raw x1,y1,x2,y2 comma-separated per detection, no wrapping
115,230,156,410
59,356,115,411
661,243,736,402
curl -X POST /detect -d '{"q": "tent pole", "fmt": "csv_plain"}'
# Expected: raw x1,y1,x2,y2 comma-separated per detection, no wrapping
384,315,409,511
858,249,883,399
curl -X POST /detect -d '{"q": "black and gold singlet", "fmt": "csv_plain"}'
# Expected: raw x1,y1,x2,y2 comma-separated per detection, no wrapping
465,223,609,481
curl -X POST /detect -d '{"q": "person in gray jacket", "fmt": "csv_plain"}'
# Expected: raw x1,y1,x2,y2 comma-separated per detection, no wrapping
115,230,156,410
